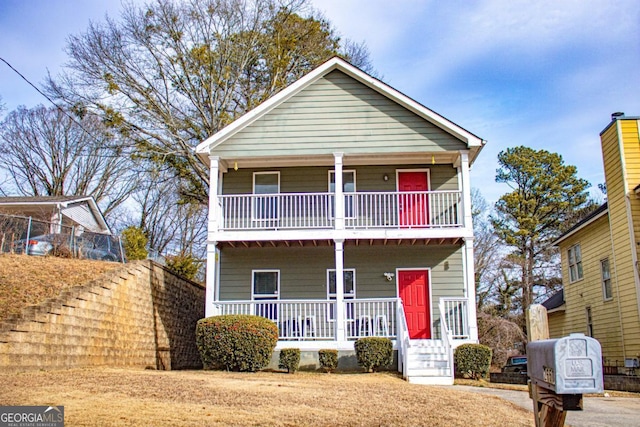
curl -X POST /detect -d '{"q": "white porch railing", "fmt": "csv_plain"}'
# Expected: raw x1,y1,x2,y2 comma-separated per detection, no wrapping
211,298,397,341
440,297,470,339
217,191,462,231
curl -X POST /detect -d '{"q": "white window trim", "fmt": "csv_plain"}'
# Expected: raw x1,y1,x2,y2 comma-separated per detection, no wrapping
251,269,280,300
601,258,613,301
328,169,356,219
327,268,356,321
568,244,583,283
252,171,280,223
253,171,281,194
327,268,356,298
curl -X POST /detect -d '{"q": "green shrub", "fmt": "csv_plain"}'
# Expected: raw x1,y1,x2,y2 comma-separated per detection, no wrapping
196,315,278,372
454,343,492,379
278,348,301,373
165,253,201,281
121,226,148,261
318,349,338,373
354,337,393,372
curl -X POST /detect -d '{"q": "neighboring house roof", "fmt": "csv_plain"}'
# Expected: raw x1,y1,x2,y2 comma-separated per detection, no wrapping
552,203,608,246
196,56,485,166
541,289,565,313
0,195,111,234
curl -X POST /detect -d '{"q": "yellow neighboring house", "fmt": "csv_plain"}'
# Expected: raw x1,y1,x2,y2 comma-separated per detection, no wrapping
548,113,640,372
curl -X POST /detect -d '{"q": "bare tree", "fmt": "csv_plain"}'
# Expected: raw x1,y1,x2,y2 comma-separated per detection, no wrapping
47,0,373,205
0,105,138,216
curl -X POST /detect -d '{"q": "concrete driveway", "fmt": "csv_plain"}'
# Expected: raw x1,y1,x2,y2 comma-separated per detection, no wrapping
455,385,640,427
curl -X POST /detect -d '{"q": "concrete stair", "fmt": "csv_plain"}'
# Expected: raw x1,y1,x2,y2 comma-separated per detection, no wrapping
404,339,453,385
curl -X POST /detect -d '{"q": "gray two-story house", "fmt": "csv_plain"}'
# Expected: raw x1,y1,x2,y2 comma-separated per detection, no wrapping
196,57,484,384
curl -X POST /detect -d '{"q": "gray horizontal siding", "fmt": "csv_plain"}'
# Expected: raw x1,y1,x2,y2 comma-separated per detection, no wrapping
219,245,464,307
212,70,466,158
222,165,458,194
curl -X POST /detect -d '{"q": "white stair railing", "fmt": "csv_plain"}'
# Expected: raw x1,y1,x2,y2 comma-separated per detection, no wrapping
438,299,455,382
396,298,410,377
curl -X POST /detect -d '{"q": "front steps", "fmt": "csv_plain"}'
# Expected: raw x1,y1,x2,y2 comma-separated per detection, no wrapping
403,339,453,385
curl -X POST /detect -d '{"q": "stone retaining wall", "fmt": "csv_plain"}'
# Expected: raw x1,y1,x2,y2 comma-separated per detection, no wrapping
0,260,205,371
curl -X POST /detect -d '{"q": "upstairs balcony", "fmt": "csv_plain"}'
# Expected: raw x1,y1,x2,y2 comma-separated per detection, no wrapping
215,190,463,232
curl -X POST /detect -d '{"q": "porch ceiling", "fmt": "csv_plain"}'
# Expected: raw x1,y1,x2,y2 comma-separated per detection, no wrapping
217,237,464,249
218,151,461,170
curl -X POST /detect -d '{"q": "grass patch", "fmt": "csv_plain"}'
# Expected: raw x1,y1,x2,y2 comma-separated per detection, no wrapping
0,368,534,426
0,254,121,322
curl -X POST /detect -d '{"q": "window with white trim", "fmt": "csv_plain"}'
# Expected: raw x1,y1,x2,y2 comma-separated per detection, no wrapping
568,244,583,282
586,306,593,337
327,269,355,320
601,258,612,300
252,270,279,320
253,172,280,221
329,170,356,218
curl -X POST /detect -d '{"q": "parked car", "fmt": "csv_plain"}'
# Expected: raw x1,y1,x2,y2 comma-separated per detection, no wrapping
13,233,121,261
502,355,527,374
13,233,73,257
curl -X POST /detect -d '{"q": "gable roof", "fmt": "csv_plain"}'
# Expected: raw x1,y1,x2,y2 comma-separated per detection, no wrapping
553,203,608,246
196,57,484,165
0,195,111,234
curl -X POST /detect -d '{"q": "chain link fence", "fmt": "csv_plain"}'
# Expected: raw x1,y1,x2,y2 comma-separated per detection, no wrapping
0,213,125,263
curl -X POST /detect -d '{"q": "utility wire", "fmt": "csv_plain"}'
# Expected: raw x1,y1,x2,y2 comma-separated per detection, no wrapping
0,56,177,161
0,56,101,140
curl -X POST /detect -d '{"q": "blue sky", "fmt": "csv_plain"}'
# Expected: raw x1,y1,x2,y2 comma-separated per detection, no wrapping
1,0,639,205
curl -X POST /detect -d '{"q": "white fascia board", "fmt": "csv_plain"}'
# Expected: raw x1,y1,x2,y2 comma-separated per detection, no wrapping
195,57,485,164
65,196,111,234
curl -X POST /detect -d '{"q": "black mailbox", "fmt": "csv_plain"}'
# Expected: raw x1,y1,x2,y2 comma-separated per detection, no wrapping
527,333,603,394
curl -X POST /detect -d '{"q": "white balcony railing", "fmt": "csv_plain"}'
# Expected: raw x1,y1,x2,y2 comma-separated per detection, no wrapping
217,191,462,231
212,298,398,341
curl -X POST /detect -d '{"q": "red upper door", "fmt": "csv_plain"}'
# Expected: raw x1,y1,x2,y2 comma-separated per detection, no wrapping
398,171,429,227
398,270,431,339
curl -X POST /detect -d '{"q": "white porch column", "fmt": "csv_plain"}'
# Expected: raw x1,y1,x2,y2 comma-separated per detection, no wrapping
334,238,346,341
205,156,221,317
458,151,473,230
464,238,479,341
334,152,345,231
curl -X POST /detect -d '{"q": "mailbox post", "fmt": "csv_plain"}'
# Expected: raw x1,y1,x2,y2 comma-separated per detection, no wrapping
526,305,604,427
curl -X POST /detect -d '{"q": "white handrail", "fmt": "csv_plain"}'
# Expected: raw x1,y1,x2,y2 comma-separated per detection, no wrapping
396,298,410,377
438,299,455,382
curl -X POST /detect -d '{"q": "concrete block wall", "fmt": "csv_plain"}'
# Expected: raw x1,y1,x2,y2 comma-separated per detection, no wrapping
0,260,205,371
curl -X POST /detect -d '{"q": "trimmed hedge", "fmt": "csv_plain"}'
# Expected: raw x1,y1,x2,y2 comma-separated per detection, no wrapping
354,337,393,372
454,343,492,379
196,314,278,372
318,349,338,373
278,348,301,373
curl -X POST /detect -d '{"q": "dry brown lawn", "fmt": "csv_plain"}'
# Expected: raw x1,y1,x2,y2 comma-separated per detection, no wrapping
0,254,121,322
0,368,533,426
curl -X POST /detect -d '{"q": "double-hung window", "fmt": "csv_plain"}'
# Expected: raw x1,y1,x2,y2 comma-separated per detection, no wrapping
252,270,279,321
329,170,356,218
327,269,356,320
568,244,583,282
601,258,612,300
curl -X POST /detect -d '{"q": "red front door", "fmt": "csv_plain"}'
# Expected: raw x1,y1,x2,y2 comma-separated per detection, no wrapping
398,270,431,339
398,172,429,227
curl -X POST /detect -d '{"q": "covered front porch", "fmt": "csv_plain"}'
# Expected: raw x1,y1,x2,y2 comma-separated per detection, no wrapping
210,297,470,344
